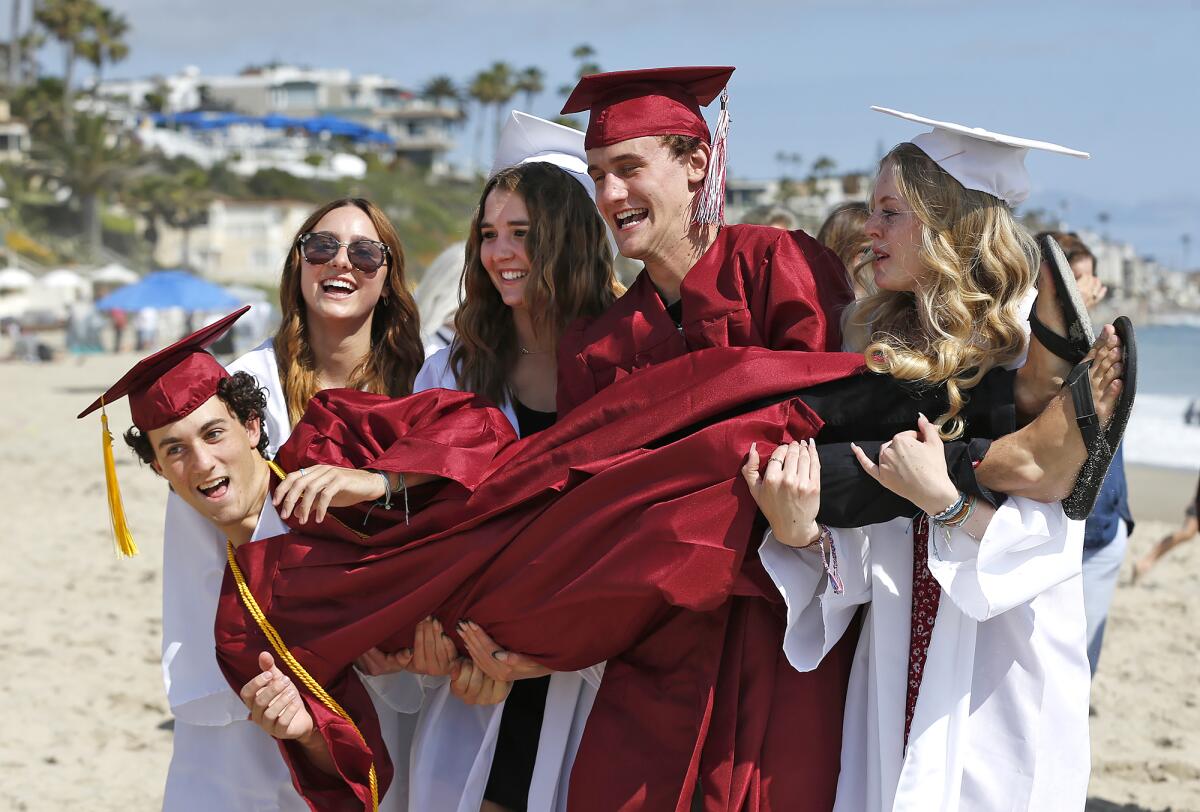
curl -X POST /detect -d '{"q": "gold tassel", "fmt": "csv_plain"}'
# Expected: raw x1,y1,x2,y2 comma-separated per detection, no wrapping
101,400,138,557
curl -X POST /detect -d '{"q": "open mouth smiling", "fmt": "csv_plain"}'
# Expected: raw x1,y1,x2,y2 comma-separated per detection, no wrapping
614,208,648,230
320,278,356,297
197,477,230,499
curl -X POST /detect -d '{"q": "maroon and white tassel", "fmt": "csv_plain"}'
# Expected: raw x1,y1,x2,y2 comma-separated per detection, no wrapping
693,88,730,226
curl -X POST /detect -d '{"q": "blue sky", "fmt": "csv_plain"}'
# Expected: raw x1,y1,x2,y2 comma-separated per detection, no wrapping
31,0,1200,267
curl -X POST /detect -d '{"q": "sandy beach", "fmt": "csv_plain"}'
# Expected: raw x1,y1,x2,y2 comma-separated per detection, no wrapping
3,350,1198,811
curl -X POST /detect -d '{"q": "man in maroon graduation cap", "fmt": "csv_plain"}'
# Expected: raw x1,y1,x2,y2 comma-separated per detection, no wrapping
78,309,518,810
75,307,351,804
556,66,858,811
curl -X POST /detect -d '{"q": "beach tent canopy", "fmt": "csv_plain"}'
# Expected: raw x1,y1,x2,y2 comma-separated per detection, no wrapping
43,269,87,288
95,269,240,312
90,263,139,285
0,267,35,289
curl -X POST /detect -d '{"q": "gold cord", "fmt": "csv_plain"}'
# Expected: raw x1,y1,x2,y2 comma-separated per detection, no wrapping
228,458,378,810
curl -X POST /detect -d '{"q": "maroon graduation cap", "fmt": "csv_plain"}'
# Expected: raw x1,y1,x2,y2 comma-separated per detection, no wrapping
78,306,250,556
561,66,735,224
561,66,734,149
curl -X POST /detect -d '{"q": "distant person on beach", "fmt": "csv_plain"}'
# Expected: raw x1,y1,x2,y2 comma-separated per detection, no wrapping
134,306,157,351
110,308,127,353
153,197,427,810
1133,471,1200,581
1042,231,1132,678
817,201,871,297
1185,399,1200,426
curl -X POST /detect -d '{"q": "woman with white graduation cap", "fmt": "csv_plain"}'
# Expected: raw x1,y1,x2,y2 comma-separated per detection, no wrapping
748,108,1135,811
382,110,621,812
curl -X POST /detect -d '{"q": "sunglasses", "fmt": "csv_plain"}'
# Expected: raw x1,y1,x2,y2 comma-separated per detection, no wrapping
298,232,389,274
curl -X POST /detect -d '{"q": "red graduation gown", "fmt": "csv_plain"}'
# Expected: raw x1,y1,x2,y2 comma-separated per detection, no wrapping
214,226,863,811
557,225,858,811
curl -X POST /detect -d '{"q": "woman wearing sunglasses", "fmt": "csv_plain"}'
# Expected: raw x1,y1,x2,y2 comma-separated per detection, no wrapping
157,198,426,811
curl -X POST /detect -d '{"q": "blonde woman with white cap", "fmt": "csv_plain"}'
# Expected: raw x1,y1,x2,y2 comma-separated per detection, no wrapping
748,108,1135,811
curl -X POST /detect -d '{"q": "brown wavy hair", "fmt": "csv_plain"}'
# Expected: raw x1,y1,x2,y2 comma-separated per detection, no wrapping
274,198,423,424
844,143,1035,439
817,201,871,295
451,163,620,405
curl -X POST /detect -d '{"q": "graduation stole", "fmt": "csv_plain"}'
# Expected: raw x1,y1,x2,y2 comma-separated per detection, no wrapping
225,459,379,812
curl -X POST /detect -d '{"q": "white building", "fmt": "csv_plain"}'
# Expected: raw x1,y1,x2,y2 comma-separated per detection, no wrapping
0,100,30,162
153,197,313,287
98,64,459,172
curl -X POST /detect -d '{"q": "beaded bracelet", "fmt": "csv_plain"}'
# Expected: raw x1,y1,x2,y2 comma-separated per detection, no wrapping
929,492,967,524
800,524,844,595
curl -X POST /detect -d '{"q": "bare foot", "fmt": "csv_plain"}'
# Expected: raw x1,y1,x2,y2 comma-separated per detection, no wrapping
978,325,1123,501
1015,261,1076,422
1131,557,1152,584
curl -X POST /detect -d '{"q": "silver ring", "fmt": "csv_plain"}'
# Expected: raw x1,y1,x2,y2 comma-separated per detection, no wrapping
298,468,308,477
766,458,784,468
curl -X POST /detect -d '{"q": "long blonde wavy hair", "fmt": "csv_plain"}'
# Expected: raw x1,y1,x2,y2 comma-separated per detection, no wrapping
274,198,423,425
451,162,621,406
844,143,1036,439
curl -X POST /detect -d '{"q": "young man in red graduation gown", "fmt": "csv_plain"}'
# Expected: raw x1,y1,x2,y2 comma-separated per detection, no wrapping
552,66,1115,811
551,65,858,812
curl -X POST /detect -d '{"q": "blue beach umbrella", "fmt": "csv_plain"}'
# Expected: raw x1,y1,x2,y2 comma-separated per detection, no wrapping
94,270,240,312
301,116,371,137
260,114,302,129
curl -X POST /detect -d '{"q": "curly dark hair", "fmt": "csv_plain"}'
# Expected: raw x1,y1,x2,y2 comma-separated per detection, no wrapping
123,371,270,464
659,134,703,160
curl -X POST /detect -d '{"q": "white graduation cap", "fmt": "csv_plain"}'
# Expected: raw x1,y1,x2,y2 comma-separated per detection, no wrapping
871,106,1089,207
491,110,594,199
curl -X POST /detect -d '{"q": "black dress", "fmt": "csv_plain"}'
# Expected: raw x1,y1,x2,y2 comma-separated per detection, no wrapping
482,397,556,812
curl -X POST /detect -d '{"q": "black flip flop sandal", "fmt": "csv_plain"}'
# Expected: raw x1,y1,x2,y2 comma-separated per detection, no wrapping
1062,316,1137,520
1030,234,1096,364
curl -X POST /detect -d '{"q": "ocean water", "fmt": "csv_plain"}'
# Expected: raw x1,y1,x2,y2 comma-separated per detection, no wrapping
1123,324,1200,470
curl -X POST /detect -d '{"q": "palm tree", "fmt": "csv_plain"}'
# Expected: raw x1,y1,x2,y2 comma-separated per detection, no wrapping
122,164,214,268
422,74,459,112
36,111,137,258
467,69,498,172
487,62,516,151
78,5,129,89
515,66,544,112
33,0,101,139
571,44,595,61
159,167,214,269
811,155,836,179
10,76,66,139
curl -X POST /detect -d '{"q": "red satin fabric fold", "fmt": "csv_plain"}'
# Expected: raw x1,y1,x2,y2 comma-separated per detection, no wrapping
215,346,864,810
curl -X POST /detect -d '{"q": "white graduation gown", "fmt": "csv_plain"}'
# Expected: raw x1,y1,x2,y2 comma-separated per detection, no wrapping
407,346,604,812
759,495,1091,812
160,340,420,811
